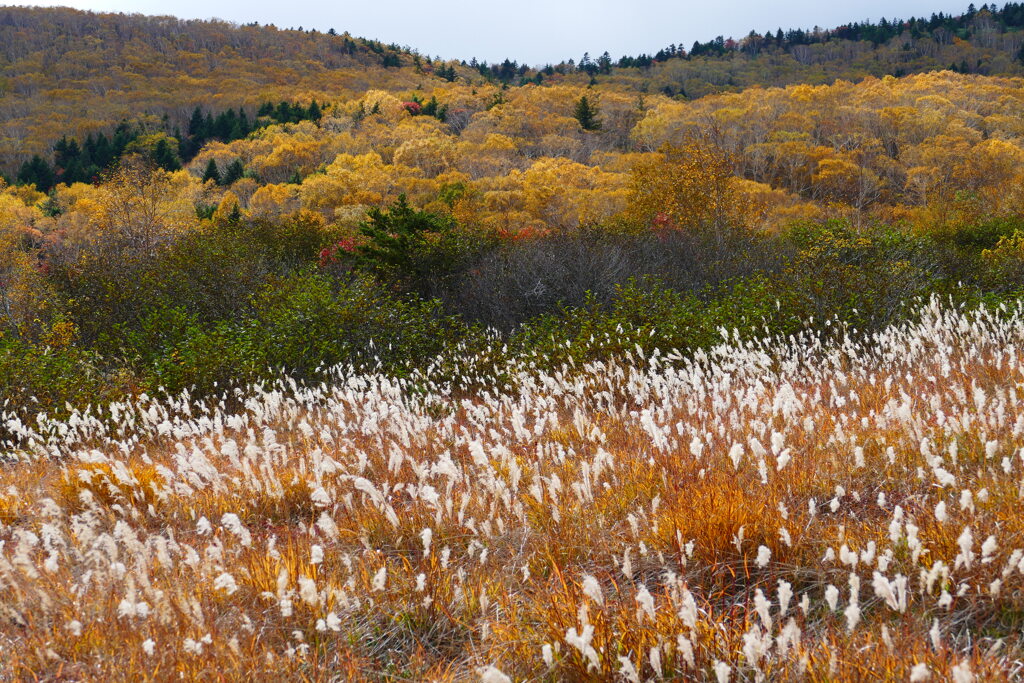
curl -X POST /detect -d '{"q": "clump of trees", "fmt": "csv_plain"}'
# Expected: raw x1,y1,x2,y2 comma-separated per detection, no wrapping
15,100,325,193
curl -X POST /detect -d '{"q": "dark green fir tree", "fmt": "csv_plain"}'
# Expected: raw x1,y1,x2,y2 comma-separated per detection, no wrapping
573,95,602,131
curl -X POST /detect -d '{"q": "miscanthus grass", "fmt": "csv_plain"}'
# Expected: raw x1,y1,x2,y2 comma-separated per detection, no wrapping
2,297,1024,680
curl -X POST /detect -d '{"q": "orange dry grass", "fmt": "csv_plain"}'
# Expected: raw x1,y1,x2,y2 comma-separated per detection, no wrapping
2,302,1024,680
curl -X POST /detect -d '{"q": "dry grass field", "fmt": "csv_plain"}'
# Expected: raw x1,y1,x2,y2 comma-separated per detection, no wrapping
2,298,1024,681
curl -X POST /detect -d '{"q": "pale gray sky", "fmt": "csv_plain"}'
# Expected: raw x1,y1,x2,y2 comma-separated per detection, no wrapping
17,1,973,65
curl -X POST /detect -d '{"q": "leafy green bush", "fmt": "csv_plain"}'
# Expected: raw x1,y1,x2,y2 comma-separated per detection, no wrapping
218,210,340,270
140,272,478,395
357,194,495,298
0,332,130,437
250,271,466,376
780,220,947,330
938,216,1024,251
510,275,807,370
53,212,340,357
981,230,1024,296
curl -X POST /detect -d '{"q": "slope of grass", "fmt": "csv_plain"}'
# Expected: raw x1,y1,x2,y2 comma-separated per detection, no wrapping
1,298,1023,680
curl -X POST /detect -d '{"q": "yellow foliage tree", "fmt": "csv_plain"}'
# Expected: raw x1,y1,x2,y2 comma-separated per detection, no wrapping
625,142,741,233
248,183,302,218
212,191,241,222
299,152,424,217
0,193,53,339
811,156,883,208
73,159,201,258
392,134,455,177
518,157,626,231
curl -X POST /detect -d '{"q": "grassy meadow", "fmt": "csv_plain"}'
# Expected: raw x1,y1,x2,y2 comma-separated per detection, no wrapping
2,298,1024,680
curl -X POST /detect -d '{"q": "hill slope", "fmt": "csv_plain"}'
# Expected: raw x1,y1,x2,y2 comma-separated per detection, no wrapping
0,6,461,168
596,4,1024,98
5,4,1024,170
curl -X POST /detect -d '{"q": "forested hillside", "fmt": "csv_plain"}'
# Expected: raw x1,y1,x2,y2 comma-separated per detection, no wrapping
605,2,1024,97
6,4,1024,173
0,6,458,169
8,71,1024,245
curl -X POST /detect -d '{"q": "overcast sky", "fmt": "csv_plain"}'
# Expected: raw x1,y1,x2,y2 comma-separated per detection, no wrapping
16,1,973,65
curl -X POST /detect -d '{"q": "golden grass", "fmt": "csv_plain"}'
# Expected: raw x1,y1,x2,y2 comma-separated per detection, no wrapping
2,300,1024,680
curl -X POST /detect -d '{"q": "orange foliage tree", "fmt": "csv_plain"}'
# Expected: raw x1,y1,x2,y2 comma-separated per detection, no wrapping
625,142,742,234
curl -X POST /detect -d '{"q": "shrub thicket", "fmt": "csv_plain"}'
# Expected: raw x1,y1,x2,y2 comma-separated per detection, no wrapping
5,193,1024,433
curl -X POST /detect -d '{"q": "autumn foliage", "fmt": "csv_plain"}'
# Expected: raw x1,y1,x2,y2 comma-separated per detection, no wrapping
625,142,740,233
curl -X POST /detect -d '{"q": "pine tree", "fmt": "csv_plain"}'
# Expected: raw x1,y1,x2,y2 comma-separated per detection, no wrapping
62,158,86,185
112,121,134,157
152,138,181,171
17,155,56,192
356,194,456,294
188,107,206,137
437,64,457,81
573,95,602,131
222,159,244,185
53,136,73,166
307,99,322,121
94,134,113,168
275,101,292,123
202,158,222,184
213,110,233,139
83,134,97,164
421,96,447,121
579,52,593,73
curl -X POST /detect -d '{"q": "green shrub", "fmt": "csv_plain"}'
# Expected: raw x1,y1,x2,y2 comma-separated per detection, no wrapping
141,272,479,395
981,230,1024,296
357,194,495,298
780,220,946,330
218,210,340,269
510,275,807,370
0,331,133,444
53,213,339,357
